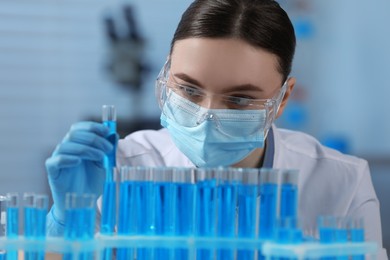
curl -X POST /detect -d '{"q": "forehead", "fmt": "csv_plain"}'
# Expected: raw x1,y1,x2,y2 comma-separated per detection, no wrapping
170,38,282,91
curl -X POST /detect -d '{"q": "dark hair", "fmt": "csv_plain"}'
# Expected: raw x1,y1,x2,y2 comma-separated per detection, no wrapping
170,0,296,81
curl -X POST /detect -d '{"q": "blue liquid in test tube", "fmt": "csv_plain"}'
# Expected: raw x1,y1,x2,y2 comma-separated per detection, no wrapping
195,169,217,260
349,218,365,260
280,170,298,219
64,193,96,260
172,167,195,260
0,196,7,260
259,171,278,240
236,168,259,260
6,193,19,260
153,168,176,260
24,193,36,260
101,105,117,259
217,182,238,260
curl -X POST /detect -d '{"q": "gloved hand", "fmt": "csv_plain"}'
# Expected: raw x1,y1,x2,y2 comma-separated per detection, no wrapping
45,121,114,223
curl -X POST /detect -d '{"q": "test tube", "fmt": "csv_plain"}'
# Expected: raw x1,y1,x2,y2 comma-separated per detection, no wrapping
173,167,195,260
101,105,117,259
23,193,36,260
5,193,19,260
34,195,48,260
64,193,96,260
194,168,218,260
118,166,154,260
0,196,7,260
237,168,259,260
153,167,175,259
258,169,279,240
274,217,303,244
216,167,240,260
347,217,365,260
279,169,299,219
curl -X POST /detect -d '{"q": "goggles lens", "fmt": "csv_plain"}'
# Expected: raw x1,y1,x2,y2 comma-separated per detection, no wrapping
155,60,287,137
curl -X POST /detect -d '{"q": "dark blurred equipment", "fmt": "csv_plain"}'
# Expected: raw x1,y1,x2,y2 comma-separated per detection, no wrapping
100,5,160,136
104,5,150,91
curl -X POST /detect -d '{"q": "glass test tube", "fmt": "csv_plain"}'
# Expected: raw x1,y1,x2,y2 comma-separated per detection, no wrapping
237,168,259,260
215,167,240,260
258,169,278,240
101,104,117,258
5,193,19,260
173,167,195,260
195,168,218,260
274,217,302,244
119,166,154,260
279,169,299,219
348,218,365,260
0,196,7,260
64,193,96,260
153,167,175,260
23,193,36,260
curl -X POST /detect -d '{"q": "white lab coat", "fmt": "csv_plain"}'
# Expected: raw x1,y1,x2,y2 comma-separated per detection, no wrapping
107,125,387,259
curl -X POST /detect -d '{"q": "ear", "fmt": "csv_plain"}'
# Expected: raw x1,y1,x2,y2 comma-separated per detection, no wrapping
276,77,296,118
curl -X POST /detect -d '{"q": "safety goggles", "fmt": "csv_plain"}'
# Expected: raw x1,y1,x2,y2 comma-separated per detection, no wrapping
155,59,287,134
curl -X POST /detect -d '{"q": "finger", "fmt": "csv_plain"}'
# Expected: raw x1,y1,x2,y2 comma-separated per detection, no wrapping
54,142,106,161
65,131,113,153
69,121,109,137
45,154,81,179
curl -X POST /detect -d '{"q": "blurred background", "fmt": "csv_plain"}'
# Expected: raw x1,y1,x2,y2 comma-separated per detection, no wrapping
0,0,389,250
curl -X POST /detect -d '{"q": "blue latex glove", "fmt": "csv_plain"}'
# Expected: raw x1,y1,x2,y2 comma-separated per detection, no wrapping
45,121,114,223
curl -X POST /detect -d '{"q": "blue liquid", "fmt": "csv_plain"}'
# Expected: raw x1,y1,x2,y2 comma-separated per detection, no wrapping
35,208,47,238
351,229,365,260
6,207,18,260
280,183,297,218
24,207,36,260
259,183,277,240
154,182,176,259
6,207,18,238
117,181,135,260
134,181,155,260
351,228,364,242
101,181,116,234
175,183,195,260
64,208,95,260
319,227,335,243
103,120,117,172
237,184,257,260
216,183,238,260
275,227,303,244
196,179,217,260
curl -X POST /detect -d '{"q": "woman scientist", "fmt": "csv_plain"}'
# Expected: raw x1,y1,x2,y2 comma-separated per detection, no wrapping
45,0,387,258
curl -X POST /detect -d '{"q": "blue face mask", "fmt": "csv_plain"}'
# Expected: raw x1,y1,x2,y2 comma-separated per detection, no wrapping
160,91,267,167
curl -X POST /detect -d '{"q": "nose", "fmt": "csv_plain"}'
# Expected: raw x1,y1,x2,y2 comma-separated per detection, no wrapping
197,95,221,109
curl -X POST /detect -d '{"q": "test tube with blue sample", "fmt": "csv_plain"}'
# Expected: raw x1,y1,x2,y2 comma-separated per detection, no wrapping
259,169,278,240
101,105,117,260
153,167,176,259
279,169,298,219
173,167,196,260
348,218,365,260
23,193,36,260
5,193,19,260
64,193,96,260
0,196,6,260
118,166,155,260
195,168,218,260
216,167,240,260
237,168,260,260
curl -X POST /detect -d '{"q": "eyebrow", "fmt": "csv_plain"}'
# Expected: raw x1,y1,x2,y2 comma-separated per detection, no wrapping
173,73,264,93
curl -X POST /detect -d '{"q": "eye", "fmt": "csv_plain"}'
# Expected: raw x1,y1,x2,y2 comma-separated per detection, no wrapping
178,85,203,98
226,96,253,108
